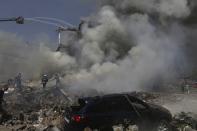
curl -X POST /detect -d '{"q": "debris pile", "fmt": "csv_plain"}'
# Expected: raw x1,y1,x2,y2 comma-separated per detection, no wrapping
0,86,197,131
172,112,197,131
0,85,73,131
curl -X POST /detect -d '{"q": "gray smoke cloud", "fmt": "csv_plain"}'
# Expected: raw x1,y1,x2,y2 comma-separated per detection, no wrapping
61,1,192,94
1,0,197,95
100,0,191,18
0,31,76,81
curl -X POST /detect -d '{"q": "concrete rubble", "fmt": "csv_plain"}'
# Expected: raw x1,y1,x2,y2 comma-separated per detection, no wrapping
0,85,196,131
0,84,73,131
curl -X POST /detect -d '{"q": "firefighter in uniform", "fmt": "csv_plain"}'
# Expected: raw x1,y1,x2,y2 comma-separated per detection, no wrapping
41,74,49,88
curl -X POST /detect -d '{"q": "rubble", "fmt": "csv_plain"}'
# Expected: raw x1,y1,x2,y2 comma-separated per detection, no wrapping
0,85,197,131
0,85,72,131
172,112,197,131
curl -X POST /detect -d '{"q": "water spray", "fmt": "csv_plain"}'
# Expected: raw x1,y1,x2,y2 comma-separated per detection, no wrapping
27,17,75,27
0,16,77,52
25,18,65,29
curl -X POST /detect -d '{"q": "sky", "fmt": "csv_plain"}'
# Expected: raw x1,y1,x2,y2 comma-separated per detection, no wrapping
0,0,96,42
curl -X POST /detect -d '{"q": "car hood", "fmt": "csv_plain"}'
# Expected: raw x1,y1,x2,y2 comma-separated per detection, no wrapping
148,103,169,112
148,103,172,120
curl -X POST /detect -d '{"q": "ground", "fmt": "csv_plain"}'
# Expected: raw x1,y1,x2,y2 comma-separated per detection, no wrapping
0,85,197,131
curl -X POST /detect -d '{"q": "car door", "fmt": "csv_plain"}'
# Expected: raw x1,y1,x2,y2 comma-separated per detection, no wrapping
84,99,112,128
85,96,139,128
128,96,152,128
102,95,140,126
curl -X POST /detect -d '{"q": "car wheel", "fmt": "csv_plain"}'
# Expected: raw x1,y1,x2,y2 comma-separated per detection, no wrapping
155,120,171,131
83,127,91,131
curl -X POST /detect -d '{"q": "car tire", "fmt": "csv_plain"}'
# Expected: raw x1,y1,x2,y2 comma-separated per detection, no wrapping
83,127,93,131
154,120,171,131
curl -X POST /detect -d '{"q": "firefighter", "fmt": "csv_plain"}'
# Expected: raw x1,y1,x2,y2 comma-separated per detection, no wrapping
54,74,61,88
0,85,11,124
41,74,49,88
185,84,190,94
15,73,22,89
0,85,8,112
7,78,14,88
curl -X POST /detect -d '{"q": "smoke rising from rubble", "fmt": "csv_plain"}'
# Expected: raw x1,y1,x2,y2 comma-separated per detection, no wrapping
100,0,191,18
1,0,197,94
64,0,193,94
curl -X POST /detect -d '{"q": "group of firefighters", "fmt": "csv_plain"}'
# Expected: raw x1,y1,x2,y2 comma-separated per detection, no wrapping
6,73,61,89
7,73,22,89
0,73,62,118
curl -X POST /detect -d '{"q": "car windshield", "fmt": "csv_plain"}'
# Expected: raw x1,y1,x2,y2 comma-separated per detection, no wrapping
128,95,148,110
83,95,135,113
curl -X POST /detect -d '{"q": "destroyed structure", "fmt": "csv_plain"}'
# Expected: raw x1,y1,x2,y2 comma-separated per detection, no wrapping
0,0,197,131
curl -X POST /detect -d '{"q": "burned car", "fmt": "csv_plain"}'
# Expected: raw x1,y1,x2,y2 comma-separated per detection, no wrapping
64,93,172,131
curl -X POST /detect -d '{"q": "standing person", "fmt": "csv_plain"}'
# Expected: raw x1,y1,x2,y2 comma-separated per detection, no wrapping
15,73,22,89
181,84,185,93
54,74,61,88
0,85,8,112
7,79,13,88
41,74,48,88
0,85,11,124
185,84,190,94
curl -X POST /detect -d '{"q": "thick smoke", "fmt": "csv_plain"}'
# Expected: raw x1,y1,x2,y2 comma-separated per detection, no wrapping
0,31,75,81
100,0,191,18
1,0,196,94
60,0,194,94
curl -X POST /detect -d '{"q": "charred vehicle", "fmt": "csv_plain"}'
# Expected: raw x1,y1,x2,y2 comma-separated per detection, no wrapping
64,93,172,131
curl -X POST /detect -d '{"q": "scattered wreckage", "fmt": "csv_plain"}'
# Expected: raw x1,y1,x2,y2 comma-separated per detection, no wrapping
0,84,196,131
0,84,73,131
172,112,197,131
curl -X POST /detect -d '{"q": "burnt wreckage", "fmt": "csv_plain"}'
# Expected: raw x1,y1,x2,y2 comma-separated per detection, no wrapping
64,93,172,131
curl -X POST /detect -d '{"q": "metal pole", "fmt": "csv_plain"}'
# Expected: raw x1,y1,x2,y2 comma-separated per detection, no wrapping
58,31,61,46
